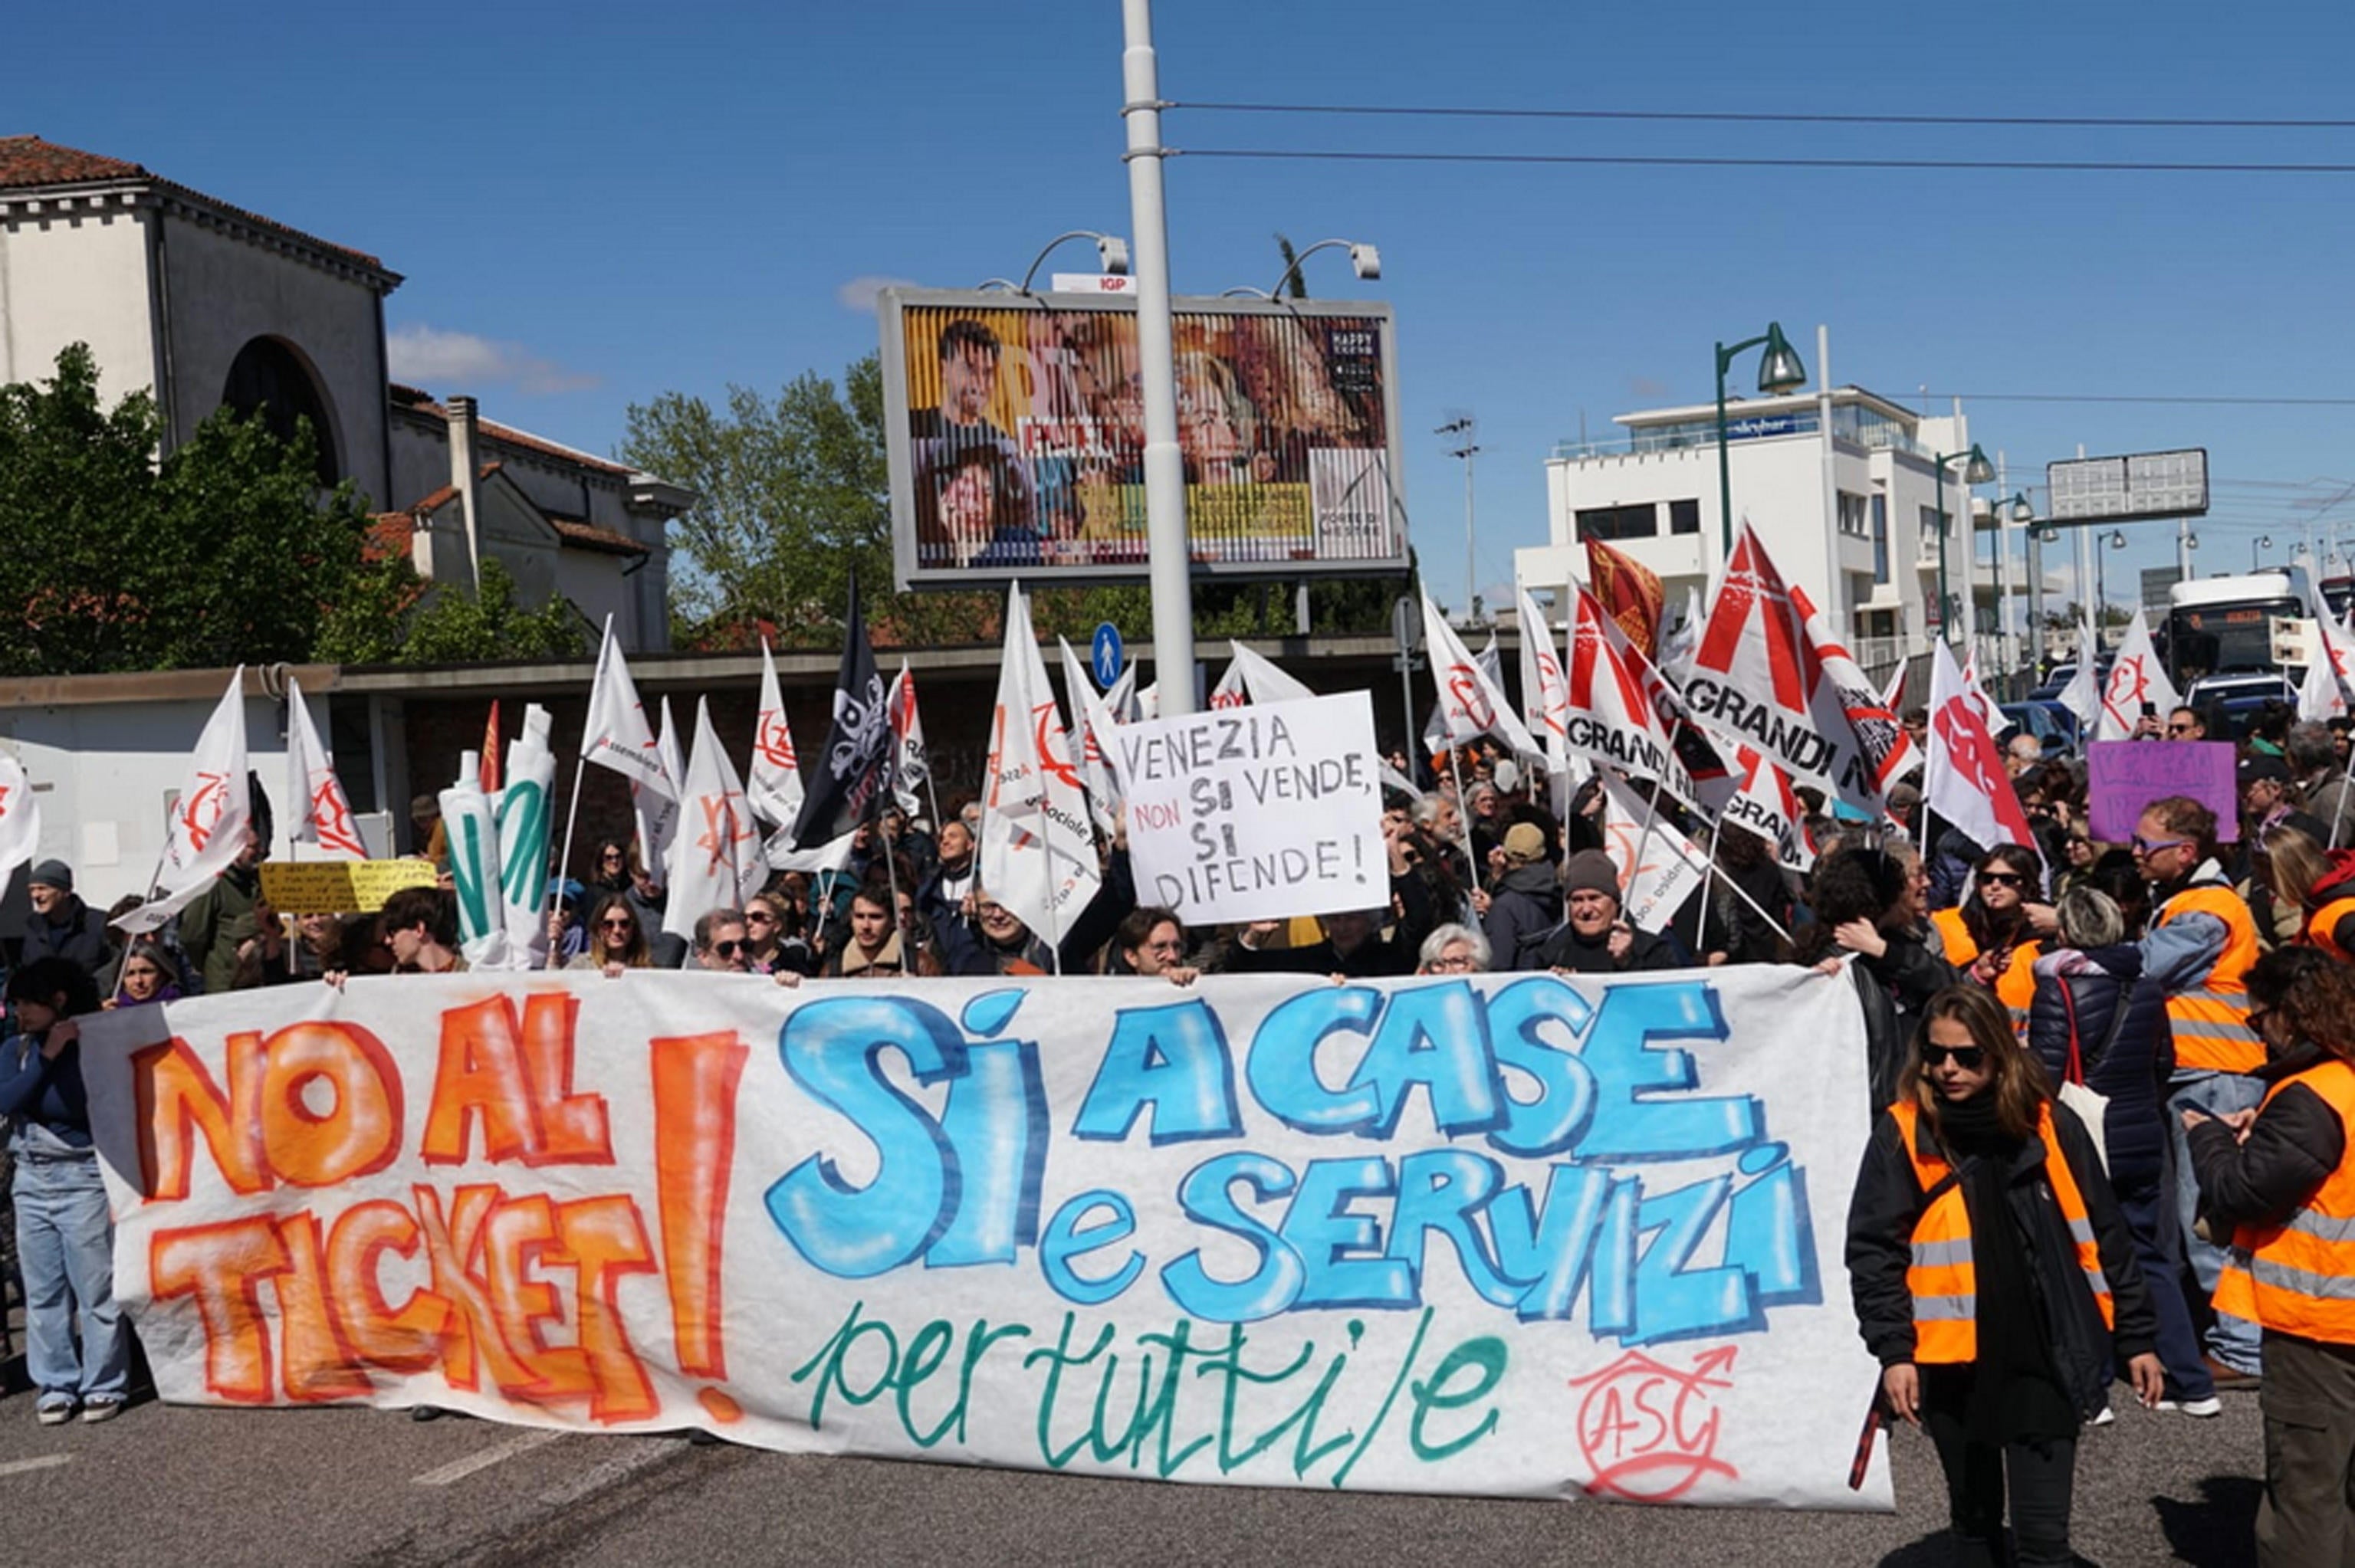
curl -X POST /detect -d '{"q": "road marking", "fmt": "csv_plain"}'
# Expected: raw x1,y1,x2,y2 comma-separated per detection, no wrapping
0,1455,71,1478
535,1440,678,1507
412,1428,565,1487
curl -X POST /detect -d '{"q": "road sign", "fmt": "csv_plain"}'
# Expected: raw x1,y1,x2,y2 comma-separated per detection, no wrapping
2047,449,2209,526
1090,622,1125,688
1392,596,1419,653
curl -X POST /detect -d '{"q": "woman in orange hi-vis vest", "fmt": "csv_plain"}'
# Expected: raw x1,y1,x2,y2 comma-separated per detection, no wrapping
2186,947,2355,1567
1930,845,2052,1036
1849,986,2163,1566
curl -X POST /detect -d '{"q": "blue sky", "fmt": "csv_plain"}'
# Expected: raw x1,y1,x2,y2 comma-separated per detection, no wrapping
16,1,2355,618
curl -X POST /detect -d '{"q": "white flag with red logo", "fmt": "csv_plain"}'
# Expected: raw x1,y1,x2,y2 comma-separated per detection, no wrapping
581,619,672,797
115,668,252,933
2058,612,2104,733
1595,771,1710,934
1685,523,1907,813
1929,641,2038,857
1420,594,1540,755
1516,583,1573,773
2094,609,2181,743
284,676,363,860
634,697,685,887
981,584,1100,949
1723,743,1817,872
2300,591,2354,723
1881,662,1923,779
887,660,932,819
747,638,805,831
0,750,41,895
1209,658,1250,710
661,698,765,942
1564,583,1735,815
1056,640,1123,837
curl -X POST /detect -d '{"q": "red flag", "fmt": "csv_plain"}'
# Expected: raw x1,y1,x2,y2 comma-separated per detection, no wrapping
479,700,502,794
1927,641,2037,855
1585,537,1666,660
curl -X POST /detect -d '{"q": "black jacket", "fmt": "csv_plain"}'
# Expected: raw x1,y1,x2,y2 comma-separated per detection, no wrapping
2187,1045,2351,1235
19,896,113,989
1534,920,1679,975
1837,932,1958,1116
2026,945,2173,1192
1483,863,1559,972
1847,1097,2160,1415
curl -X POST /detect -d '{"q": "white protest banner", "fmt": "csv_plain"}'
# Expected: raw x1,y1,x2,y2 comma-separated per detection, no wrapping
493,704,558,970
81,963,1888,1510
439,755,509,969
1110,692,1385,924
1595,771,1710,933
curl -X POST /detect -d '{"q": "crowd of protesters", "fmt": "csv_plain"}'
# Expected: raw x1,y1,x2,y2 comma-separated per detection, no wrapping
4,690,2355,1566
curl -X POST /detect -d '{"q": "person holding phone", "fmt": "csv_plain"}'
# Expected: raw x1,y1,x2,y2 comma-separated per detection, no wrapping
1849,986,2163,1566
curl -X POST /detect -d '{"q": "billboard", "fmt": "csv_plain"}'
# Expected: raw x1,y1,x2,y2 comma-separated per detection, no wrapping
2046,448,2209,526
880,289,1408,589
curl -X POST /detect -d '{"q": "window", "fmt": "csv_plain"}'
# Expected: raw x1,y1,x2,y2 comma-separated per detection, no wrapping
1667,498,1700,536
1920,504,1943,551
1871,494,1889,584
1838,491,1869,539
1575,504,1658,542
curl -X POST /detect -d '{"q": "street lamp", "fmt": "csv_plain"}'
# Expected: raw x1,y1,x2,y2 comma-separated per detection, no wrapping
1932,443,1995,646
1268,239,1381,300
2255,534,2273,571
2095,529,2126,624
1713,321,1808,556
977,230,1132,294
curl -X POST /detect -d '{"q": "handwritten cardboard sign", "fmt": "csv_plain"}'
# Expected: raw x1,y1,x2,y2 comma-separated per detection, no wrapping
2087,740,2239,843
258,857,439,914
1109,691,1385,924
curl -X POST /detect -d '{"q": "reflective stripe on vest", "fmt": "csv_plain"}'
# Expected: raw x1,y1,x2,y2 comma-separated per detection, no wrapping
2311,897,2355,965
2157,884,2265,1074
1888,1100,2114,1363
2215,1060,2355,1345
1930,908,2036,1035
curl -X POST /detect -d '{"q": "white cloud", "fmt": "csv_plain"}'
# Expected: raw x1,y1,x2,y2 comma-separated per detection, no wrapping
386,324,600,395
836,274,920,313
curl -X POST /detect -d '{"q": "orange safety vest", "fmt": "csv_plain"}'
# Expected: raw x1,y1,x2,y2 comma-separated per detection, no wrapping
2309,897,2355,965
1890,1099,2114,1363
1930,907,2038,1032
2215,1060,2355,1346
2154,883,2265,1074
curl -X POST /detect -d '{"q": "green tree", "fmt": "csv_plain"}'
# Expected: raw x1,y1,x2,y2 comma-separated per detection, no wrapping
622,351,1413,652
316,555,587,665
0,344,374,676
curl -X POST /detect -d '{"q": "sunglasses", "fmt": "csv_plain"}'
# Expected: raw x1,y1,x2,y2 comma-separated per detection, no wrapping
599,917,635,931
2132,835,2190,855
710,940,744,958
2166,722,2198,736
745,910,777,924
1920,1045,1986,1070
1978,871,2025,889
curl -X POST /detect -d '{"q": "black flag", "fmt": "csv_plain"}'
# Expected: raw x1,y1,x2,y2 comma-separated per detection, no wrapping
790,572,893,848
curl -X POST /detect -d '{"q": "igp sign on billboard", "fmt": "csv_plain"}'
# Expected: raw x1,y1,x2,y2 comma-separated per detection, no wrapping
880,289,1409,588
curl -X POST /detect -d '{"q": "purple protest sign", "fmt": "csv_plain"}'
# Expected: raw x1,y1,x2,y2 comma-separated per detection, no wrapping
2087,740,2240,844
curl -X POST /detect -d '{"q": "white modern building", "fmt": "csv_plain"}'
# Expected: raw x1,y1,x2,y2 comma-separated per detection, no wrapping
0,135,685,651
1516,366,2028,674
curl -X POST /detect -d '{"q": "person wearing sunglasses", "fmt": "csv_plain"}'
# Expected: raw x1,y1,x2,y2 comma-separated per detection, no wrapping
1930,845,2053,1036
691,910,751,974
567,894,650,978
1849,986,2164,1568
2186,946,2355,1566
2136,794,2271,1389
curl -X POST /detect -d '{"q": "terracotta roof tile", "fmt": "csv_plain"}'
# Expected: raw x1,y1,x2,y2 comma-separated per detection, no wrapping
546,517,649,556
0,135,392,274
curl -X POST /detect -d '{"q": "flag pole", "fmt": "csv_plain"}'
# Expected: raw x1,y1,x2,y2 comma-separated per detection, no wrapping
1447,746,1484,914
549,618,613,966
1714,858,1794,946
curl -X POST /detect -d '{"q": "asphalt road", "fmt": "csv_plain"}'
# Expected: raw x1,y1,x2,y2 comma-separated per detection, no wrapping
0,1382,2265,1567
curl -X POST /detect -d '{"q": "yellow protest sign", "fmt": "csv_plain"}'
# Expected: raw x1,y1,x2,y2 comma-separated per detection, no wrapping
258,858,438,914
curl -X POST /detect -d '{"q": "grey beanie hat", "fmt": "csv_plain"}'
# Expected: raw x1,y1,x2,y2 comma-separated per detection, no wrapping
1558,849,1620,901
26,859,71,893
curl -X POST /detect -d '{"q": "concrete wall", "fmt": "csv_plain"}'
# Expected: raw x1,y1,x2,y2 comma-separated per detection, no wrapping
156,213,389,502
0,196,157,408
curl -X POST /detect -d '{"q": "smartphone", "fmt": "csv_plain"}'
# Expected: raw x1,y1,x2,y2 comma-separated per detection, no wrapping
2140,701,2158,718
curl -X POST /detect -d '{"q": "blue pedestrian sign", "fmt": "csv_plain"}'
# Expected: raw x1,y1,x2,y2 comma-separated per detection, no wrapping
1090,622,1125,689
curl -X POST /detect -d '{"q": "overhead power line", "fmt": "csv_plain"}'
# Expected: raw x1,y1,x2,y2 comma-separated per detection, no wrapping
1925,392,2355,407
1171,100,2355,132
1174,147,2355,175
